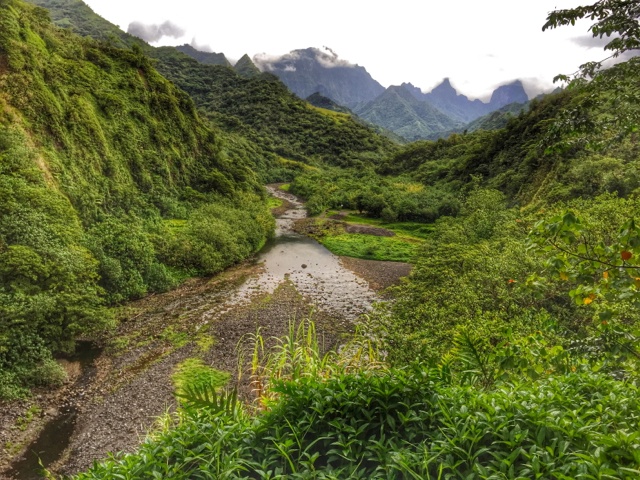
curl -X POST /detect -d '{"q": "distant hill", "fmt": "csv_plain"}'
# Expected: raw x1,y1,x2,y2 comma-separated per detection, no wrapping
466,101,528,133
234,54,261,78
255,47,385,110
405,79,530,124
176,44,230,67
355,85,463,141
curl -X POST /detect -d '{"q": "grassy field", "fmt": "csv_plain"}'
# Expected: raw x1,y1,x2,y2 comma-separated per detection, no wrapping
303,211,430,263
319,233,420,262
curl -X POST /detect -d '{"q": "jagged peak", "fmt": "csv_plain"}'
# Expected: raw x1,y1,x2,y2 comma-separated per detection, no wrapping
430,78,457,97
234,54,261,78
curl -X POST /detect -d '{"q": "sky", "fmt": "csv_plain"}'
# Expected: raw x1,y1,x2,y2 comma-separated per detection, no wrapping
83,0,606,101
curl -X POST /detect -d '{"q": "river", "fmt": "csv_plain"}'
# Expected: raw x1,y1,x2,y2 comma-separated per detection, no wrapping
4,185,408,479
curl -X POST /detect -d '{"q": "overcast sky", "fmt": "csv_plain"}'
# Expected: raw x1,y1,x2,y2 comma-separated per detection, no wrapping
83,0,604,100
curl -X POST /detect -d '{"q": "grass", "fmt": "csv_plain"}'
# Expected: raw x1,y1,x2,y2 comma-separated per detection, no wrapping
171,358,230,396
327,210,434,239
267,197,283,209
320,233,419,262
15,405,42,431
307,211,429,262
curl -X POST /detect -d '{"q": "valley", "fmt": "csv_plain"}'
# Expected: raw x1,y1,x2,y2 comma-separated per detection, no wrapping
1,0,640,478
1,186,411,479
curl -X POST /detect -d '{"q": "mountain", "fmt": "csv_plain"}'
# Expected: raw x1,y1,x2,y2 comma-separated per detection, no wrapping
234,54,261,78
489,80,529,109
175,44,230,67
151,50,398,168
418,79,491,123
405,78,530,124
355,85,463,141
255,47,385,109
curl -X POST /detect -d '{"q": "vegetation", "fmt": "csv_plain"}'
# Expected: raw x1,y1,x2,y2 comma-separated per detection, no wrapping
4,0,640,477
0,0,272,398
74,320,640,479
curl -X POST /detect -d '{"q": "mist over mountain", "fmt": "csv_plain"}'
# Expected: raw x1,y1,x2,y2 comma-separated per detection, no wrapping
405,78,530,124
257,48,530,139
254,47,385,109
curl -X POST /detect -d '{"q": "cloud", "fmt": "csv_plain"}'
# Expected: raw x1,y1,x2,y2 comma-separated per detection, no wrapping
253,51,301,72
572,34,611,49
520,77,557,98
127,20,185,43
190,37,212,53
253,47,355,72
315,46,355,68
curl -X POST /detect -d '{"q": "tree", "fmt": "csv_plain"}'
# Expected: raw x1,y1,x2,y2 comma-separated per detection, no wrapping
543,1,640,80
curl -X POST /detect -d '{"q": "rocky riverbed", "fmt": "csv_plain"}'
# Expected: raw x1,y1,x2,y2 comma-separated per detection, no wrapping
0,186,412,479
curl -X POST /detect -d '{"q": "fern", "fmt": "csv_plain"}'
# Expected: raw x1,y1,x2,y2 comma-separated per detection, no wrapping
451,331,494,388
175,384,238,417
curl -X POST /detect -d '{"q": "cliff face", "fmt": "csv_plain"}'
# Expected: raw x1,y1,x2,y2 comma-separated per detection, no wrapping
255,47,385,109
489,80,529,109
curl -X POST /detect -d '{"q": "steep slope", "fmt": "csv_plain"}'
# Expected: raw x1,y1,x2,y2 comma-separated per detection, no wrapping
175,44,230,66
255,47,385,109
234,53,261,78
26,0,135,47
28,1,398,173
356,85,462,141
0,0,273,397
152,47,398,168
489,80,529,109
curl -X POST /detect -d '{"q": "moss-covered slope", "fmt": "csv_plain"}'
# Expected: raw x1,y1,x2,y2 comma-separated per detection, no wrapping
0,0,272,398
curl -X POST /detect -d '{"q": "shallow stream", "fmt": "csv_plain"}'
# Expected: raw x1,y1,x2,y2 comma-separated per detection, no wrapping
7,186,381,479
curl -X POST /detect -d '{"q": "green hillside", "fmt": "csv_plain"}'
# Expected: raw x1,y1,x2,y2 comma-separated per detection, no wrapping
152,47,398,169
3,0,640,477
0,0,273,398
355,85,463,141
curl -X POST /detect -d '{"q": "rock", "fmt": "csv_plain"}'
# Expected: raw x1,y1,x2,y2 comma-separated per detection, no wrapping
301,264,307,269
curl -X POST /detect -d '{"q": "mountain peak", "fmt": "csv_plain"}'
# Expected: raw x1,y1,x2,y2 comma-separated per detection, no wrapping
234,54,261,78
489,80,528,109
253,47,384,109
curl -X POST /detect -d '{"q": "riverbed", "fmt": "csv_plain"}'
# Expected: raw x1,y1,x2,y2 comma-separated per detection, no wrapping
1,185,411,479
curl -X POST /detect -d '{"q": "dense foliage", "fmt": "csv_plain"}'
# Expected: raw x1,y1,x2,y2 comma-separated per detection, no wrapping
6,0,640,477
0,0,273,398
74,333,640,479
152,47,398,171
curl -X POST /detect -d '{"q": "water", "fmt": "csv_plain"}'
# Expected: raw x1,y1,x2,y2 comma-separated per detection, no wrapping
7,187,378,478
216,186,376,321
8,342,101,480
